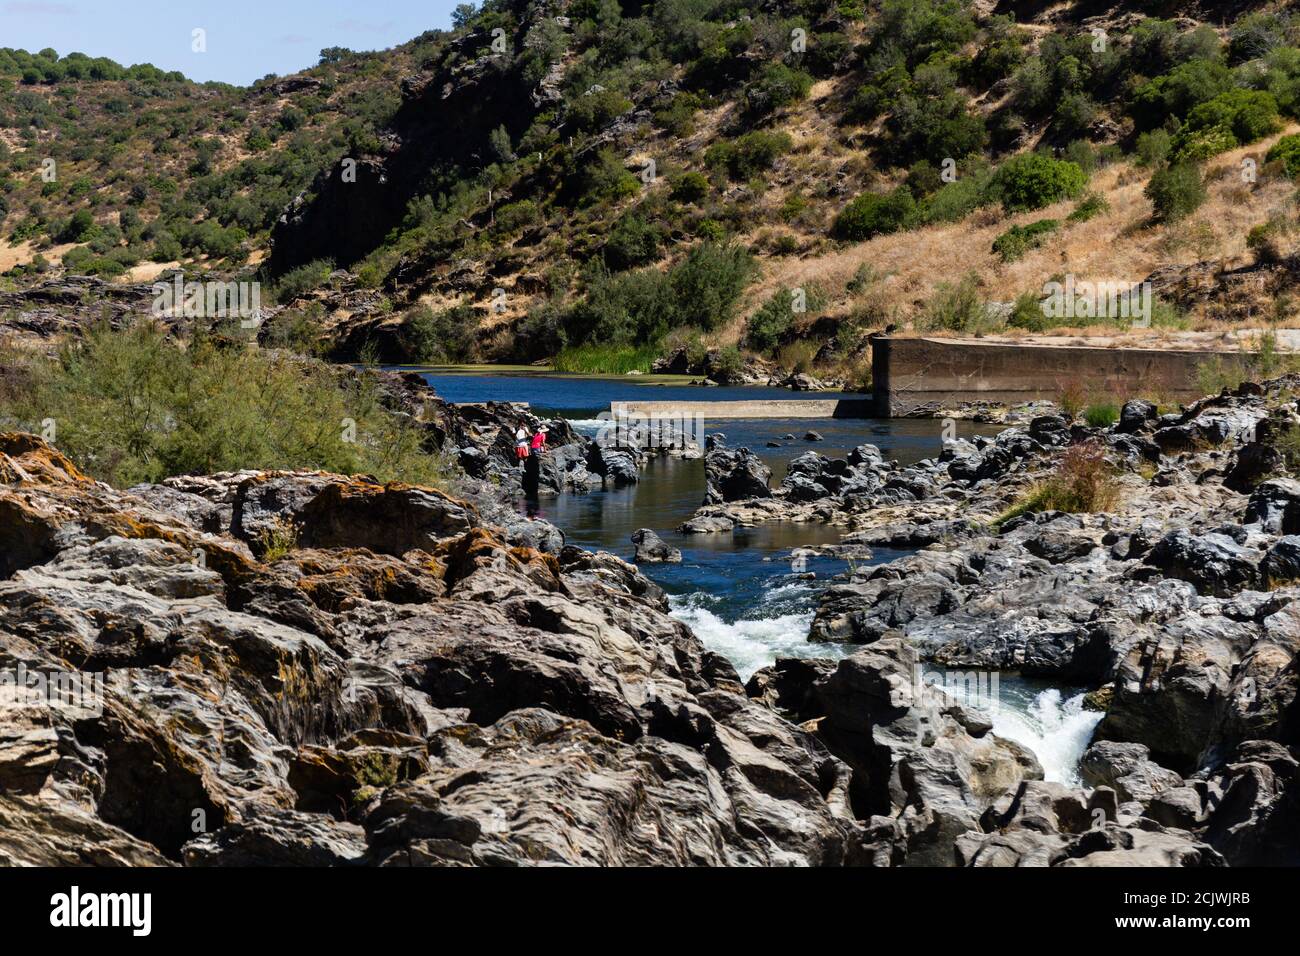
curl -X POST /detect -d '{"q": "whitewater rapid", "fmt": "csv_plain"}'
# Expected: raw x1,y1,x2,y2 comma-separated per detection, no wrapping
671,585,1102,785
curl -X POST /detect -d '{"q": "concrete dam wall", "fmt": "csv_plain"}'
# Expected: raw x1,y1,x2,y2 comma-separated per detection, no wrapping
870,336,1252,417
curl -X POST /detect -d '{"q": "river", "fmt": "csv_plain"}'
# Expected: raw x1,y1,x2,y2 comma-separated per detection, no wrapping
418,367,1103,783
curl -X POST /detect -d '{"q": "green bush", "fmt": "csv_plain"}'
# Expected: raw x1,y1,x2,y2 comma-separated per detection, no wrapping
561,242,754,347
1007,290,1051,331
989,154,1088,213
577,148,640,205
1186,89,1280,143
400,303,477,363
1084,402,1120,428
1267,133,1300,179
1169,89,1281,160
919,167,995,224
670,171,710,204
743,63,812,116
0,322,448,488
273,259,333,302
58,208,97,243
603,214,664,271
1145,163,1207,222
705,131,792,181
919,273,989,333
669,241,756,331
744,287,820,355
1067,192,1110,223
833,187,917,240
992,219,1059,262
566,89,633,133
1135,129,1172,167
1131,60,1234,130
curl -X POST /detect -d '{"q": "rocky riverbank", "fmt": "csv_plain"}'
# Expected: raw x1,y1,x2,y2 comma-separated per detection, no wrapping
2,369,1297,866
676,379,1300,865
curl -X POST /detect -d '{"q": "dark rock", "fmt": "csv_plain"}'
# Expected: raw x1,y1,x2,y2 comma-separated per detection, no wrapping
704,447,772,503
1143,530,1262,597
631,528,682,564
1118,400,1158,434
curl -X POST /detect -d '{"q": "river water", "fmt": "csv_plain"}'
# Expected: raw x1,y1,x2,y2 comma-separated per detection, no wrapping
419,368,1102,783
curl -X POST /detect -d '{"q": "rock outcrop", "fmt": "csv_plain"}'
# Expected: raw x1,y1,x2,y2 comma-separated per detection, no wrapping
0,432,870,866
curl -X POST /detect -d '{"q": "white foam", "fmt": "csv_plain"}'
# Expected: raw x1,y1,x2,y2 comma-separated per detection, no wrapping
992,688,1103,785
669,595,838,681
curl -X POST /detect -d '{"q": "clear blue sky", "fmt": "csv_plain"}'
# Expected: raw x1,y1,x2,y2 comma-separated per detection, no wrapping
0,0,462,85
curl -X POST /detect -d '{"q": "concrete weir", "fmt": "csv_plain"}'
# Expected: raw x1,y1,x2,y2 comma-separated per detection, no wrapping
870,336,1253,417
614,399,874,419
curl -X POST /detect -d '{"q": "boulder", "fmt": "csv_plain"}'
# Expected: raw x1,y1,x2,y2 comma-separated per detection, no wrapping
704,447,772,503
631,528,682,564
1118,399,1158,434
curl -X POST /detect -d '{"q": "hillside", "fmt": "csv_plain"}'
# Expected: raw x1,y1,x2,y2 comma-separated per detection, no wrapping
5,0,1300,383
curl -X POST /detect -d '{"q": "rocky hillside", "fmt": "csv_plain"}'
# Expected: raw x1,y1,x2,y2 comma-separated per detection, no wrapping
7,1,1300,378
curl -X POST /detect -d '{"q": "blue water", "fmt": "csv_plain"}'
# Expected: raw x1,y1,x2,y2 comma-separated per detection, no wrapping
419,369,993,679
421,369,1100,780
415,368,859,418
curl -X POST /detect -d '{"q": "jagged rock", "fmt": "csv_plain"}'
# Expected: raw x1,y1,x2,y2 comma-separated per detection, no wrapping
1244,478,1300,534
1118,399,1158,434
1261,535,1300,586
704,447,772,503
631,528,682,564
680,514,735,534
1143,529,1262,596
1080,741,1184,804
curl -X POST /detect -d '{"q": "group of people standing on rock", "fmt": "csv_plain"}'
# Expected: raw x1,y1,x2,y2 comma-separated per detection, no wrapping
514,423,548,465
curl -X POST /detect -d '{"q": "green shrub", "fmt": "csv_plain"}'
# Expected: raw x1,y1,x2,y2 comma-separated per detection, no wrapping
1145,163,1207,222
1266,133,1300,179
0,322,449,488
603,214,664,271
561,242,753,347
1247,215,1294,263
705,131,792,181
58,208,97,243
833,187,917,240
1067,192,1109,224
670,171,710,204
743,63,813,116
990,154,1088,213
669,241,755,331
1006,290,1052,332
919,273,989,332
1131,60,1234,130
1184,89,1280,142
400,303,477,363
745,289,799,354
919,169,994,224
566,89,633,133
1084,401,1120,428
653,92,703,137
1135,129,1172,167
992,219,1059,262
273,259,333,302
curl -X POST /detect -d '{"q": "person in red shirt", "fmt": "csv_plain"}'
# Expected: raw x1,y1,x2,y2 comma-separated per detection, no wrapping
530,425,548,455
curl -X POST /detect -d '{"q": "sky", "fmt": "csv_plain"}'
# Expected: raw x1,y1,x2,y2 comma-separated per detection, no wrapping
0,0,463,85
